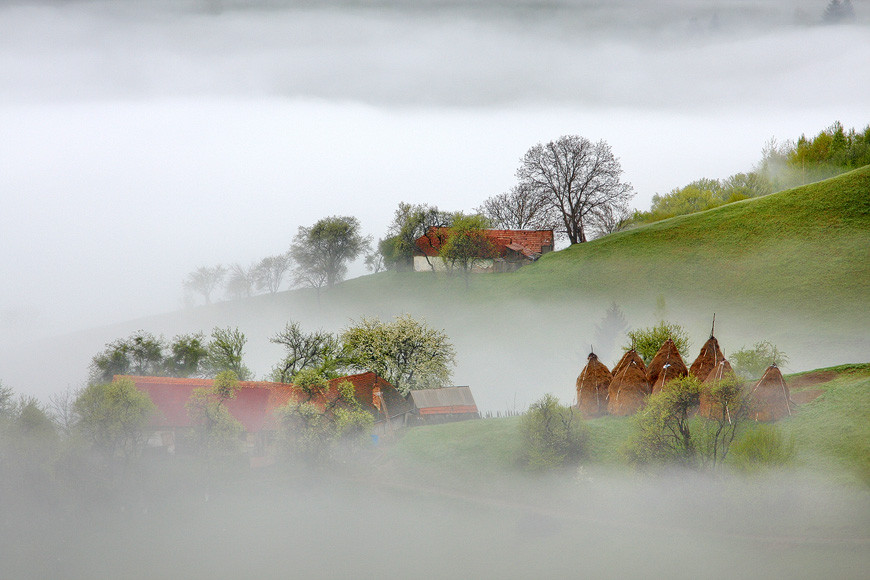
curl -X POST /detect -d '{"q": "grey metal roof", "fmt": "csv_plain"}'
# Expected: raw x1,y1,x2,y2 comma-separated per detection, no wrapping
408,386,477,409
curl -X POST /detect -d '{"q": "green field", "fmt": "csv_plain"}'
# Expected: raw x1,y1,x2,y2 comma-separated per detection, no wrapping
386,364,870,487
336,165,870,324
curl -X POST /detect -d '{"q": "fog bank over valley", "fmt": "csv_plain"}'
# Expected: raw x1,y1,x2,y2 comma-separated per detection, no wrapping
1,0,868,403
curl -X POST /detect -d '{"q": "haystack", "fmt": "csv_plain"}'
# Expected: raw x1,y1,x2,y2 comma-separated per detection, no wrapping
647,339,688,393
607,352,650,416
750,364,794,421
690,335,725,382
612,348,647,378
576,352,613,418
698,359,737,420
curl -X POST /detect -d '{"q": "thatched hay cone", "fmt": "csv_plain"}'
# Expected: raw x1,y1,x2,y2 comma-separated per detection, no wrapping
576,352,613,418
612,349,647,378
647,339,688,393
699,359,738,420
750,365,794,421
607,353,650,416
690,335,725,382
651,363,686,394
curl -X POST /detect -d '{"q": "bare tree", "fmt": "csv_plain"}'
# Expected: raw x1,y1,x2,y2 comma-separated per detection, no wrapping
183,265,226,305
255,253,292,294
587,202,633,239
225,262,258,300
478,182,555,230
517,135,634,244
48,386,80,438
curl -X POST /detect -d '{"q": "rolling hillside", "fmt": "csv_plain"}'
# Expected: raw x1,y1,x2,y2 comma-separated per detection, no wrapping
506,164,870,317
339,164,870,324
5,168,868,410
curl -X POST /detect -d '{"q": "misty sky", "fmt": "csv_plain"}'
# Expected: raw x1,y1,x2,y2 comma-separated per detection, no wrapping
1,0,869,337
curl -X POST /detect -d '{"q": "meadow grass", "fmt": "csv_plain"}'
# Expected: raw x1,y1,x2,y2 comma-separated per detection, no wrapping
388,364,870,485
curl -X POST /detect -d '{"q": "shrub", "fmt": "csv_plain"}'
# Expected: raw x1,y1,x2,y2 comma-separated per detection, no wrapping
730,424,795,472
518,394,587,471
626,375,748,470
624,321,690,365
278,376,374,465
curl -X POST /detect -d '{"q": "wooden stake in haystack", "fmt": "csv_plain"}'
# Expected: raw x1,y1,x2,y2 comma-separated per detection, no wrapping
576,351,613,418
647,339,688,393
750,364,795,421
607,349,650,416
690,317,725,382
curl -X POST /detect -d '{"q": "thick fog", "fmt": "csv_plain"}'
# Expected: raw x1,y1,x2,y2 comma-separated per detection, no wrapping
2,0,869,341
4,464,869,580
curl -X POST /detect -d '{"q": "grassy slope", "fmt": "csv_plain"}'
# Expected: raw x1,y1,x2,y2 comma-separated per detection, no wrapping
387,364,870,486
340,165,870,324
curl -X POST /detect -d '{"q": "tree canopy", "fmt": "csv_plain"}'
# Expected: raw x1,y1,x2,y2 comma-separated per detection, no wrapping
290,216,370,290
74,378,155,461
342,314,456,394
439,213,496,283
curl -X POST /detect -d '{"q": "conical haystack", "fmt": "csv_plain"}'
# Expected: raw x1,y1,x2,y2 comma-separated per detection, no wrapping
699,359,738,420
647,339,688,393
576,352,613,418
690,335,725,382
750,365,794,421
652,362,687,394
612,349,647,378
607,354,650,416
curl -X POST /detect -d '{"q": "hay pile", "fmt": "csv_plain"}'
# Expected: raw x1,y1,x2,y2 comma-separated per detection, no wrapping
647,339,688,393
607,350,650,416
699,359,737,420
750,365,794,421
576,352,613,418
689,335,725,382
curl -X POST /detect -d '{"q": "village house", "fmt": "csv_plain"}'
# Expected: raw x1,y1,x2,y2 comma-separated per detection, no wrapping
413,227,554,273
120,371,413,459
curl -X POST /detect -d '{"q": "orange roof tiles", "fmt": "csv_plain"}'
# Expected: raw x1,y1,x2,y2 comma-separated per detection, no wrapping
415,227,554,258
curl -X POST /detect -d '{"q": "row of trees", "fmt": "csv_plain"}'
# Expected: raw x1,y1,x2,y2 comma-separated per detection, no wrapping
631,122,870,225
270,315,456,394
90,327,252,382
184,134,636,302
91,314,456,395
184,216,371,305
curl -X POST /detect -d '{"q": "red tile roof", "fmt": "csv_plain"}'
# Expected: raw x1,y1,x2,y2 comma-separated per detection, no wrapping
119,371,409,432
415,228,553,258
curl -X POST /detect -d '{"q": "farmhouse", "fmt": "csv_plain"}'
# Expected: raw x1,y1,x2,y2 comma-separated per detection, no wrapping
120,371,413,457
413,227,554,273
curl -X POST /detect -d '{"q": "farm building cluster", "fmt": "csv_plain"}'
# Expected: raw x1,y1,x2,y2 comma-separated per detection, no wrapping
121,372,479,461
414,227,554,273
575,333,795,421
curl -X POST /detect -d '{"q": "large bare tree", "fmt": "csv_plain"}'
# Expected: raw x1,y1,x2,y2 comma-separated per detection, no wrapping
478,182,555,230
517,135,634,244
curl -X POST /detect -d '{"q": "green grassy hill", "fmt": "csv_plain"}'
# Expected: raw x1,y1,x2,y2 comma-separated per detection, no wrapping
385,364,870,487
508,164,870,316
339,164,870,325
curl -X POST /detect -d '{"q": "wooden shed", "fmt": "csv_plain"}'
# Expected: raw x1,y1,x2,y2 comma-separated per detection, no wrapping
406,386,480,425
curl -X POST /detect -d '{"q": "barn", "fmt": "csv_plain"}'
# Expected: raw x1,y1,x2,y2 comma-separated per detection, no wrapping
406,386,480,425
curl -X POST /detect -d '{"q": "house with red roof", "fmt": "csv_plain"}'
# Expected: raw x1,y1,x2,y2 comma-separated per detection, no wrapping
414,227,554,273
119,371,413,459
